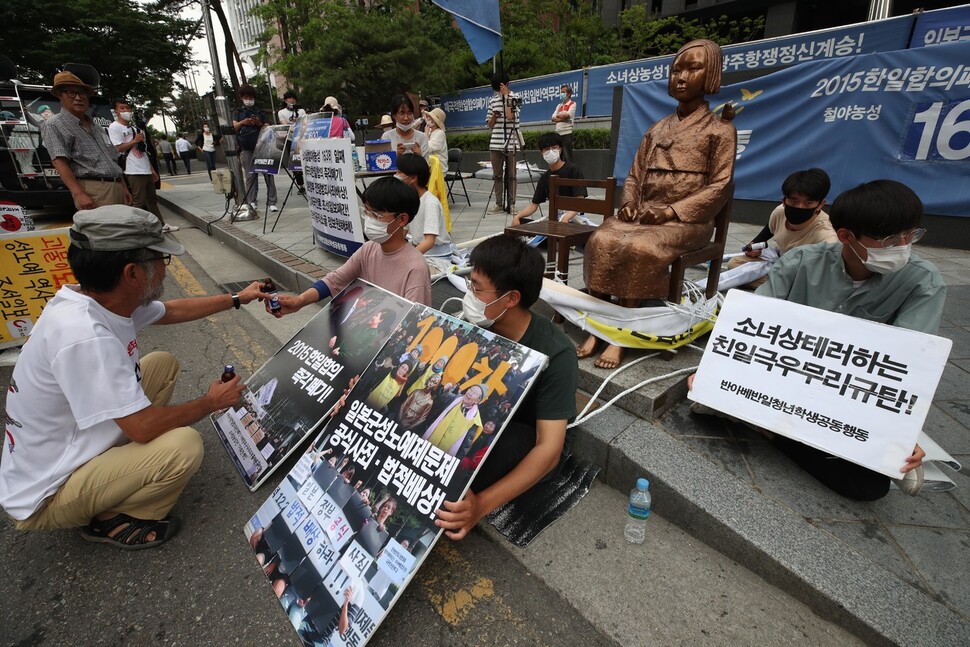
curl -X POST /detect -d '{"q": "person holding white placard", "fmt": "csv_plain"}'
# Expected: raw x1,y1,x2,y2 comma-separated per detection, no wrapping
692,180,944,500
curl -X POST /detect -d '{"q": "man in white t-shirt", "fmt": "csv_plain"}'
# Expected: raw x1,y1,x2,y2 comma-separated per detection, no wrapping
109,99,177,232
0,205,269,549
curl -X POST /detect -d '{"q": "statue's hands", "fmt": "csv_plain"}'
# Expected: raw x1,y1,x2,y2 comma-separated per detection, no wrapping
639,204,675,225
616,205,637,222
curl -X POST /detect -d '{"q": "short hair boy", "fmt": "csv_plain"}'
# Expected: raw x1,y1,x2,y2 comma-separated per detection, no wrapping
436,235,578,539
511,132,588,227
269,177,432,313
395,154,452,256
720,168,838,290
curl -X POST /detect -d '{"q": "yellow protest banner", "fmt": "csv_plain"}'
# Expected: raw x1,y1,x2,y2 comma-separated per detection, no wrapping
0,227,75,349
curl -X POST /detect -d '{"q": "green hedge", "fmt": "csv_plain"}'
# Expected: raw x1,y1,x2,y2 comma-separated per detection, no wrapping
448,128,611,152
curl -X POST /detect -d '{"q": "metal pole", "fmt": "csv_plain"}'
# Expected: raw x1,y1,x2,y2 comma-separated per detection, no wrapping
201,0,251,218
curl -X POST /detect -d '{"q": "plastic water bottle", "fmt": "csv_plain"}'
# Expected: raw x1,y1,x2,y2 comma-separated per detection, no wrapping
624,478,652,544
351,146,361,172
742,241,768,252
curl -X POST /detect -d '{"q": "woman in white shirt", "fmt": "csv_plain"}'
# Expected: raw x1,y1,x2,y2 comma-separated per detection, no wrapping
423,107,448,169
381,94,428,160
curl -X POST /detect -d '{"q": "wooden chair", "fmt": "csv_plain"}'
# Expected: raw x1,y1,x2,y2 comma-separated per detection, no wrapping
504,176,615,285
667,183,734,303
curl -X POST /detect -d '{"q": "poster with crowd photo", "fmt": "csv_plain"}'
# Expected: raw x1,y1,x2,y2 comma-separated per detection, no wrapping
212,280,413,491
253,125,291,175
690,290,952,478
285,112,334,172
244,304,549,647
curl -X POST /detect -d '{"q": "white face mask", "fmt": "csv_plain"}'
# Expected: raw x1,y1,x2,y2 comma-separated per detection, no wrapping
203,126,210,132
863,243,912,274
461,289,508,328
850,239,912,274
119,111,132,121
396,120,415,132
542,148,561,166
242,99,255,107
363,213,402,244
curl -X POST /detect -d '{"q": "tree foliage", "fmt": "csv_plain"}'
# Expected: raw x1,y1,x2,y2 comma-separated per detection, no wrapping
252,0,765,119
253,0,460,119
617,6,765,59
0,0,198,107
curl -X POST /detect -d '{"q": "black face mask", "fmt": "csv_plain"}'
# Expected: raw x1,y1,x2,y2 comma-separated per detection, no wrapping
784,204,817,225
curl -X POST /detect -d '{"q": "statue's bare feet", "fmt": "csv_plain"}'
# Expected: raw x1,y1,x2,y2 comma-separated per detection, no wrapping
576,335,599,359
594,344,624,369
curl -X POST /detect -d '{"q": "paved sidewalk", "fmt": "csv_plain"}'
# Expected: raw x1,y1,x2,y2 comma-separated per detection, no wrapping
156,169,970,645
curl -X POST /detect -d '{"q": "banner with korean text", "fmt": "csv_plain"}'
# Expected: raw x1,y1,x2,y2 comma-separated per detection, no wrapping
439,70,583,129
303,137,364,258
585,14,916,117
911,4,970,49
614,40,970,216
690,291,951,478
212,281,412,490
0,227,75,349
243,292,548,646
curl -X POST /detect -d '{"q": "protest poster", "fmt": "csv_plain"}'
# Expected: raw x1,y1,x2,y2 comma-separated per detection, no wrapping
302,137,363,258
0,227,75,349
286,112,334,172
244,302,549,646
253,125,291,175
690,290,952,478
212,280,413,491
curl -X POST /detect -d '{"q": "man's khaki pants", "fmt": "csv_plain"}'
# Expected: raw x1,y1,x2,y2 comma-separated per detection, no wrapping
77,177,126,208
125,173,163,221
15,352,204,530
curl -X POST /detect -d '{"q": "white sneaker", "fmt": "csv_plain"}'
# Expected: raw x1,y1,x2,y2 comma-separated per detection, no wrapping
487,204,505,214
269,205,278,212
250,202,258,210
161,224,179,233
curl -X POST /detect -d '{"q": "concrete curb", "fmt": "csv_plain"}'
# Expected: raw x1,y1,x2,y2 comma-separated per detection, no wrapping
158,192,970,645
573,407,970,646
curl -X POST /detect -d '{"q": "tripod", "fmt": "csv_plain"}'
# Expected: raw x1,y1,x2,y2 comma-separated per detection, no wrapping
480,96,538,224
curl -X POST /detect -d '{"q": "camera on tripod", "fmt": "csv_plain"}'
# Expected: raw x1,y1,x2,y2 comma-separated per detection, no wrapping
508,96,523,109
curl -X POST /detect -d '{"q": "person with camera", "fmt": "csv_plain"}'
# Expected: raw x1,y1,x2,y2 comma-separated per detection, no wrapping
486,73,521,215
108,99,176,233
232,85,277,212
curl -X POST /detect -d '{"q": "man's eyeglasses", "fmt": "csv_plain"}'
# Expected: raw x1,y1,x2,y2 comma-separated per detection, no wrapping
363,209,398,222
147,254,173,266
866,228,926,248
465,278,500,297
60,89,87,99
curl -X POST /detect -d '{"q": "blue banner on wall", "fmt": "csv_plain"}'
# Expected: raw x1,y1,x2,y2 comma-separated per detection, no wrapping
586,14,916,117
911,4,970,48
614,41,970,217
439,70,584,129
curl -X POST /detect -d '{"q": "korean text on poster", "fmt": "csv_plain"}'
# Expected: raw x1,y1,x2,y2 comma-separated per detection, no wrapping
690,291,951,478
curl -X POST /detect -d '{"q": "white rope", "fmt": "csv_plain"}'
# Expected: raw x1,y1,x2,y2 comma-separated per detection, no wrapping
568,364,700,428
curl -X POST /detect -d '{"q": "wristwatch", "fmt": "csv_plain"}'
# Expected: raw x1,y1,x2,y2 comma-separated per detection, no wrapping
232,294,241,310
